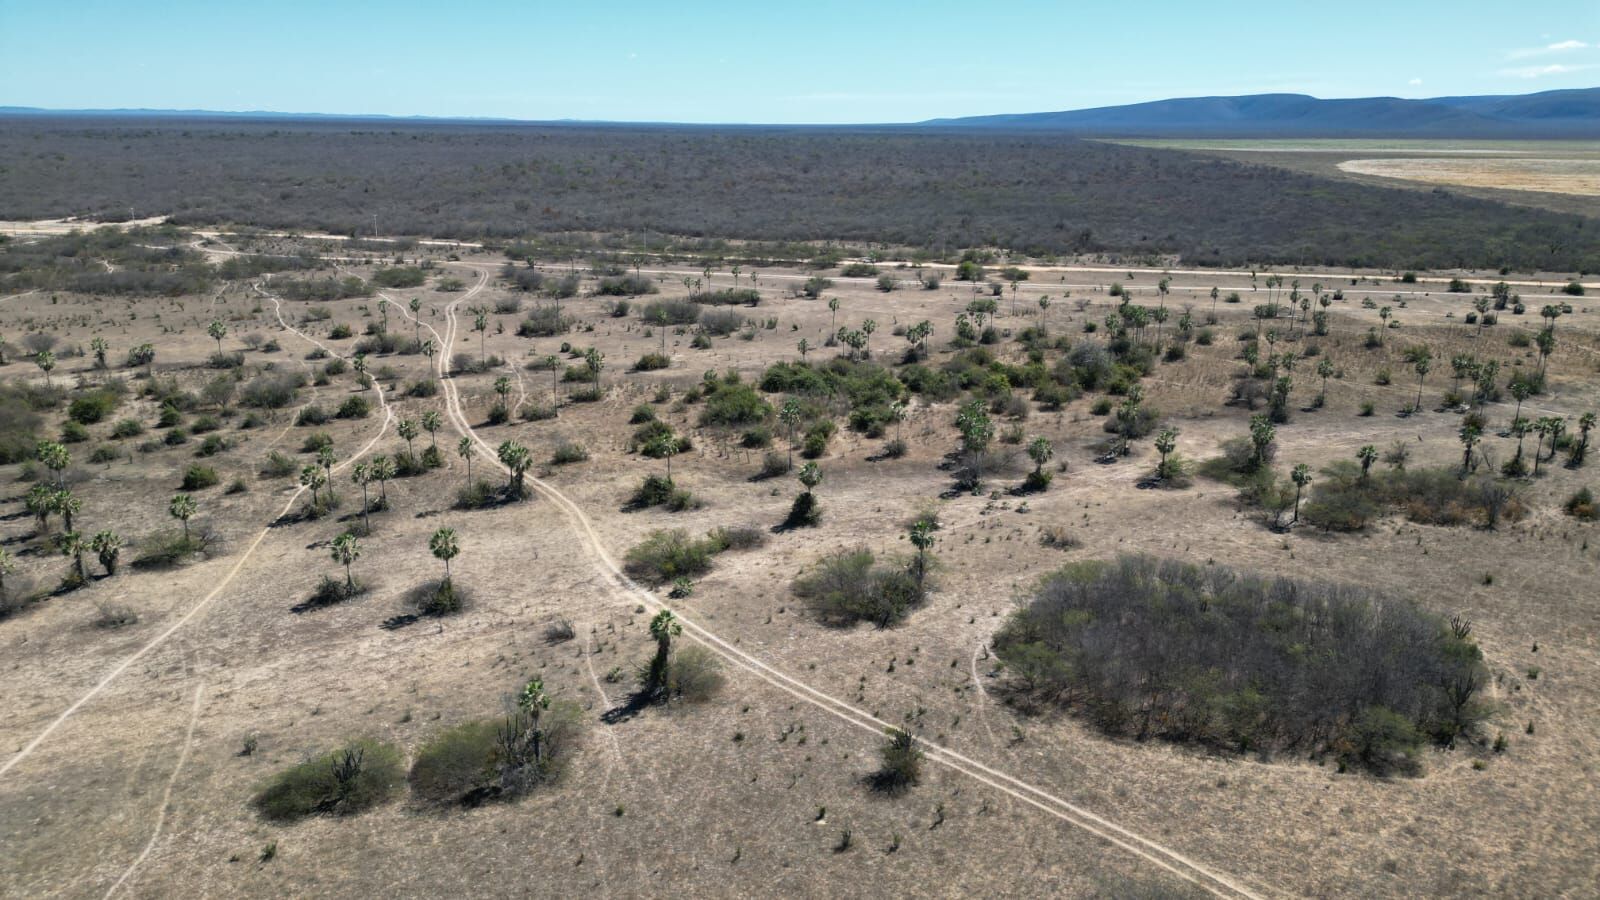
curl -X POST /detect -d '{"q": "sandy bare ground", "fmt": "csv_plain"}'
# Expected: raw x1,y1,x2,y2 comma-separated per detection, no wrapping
1337,158,1600,196
0,234,1597,897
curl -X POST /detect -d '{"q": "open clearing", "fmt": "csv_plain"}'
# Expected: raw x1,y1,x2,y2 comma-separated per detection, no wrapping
1336,157,1600,196
1,226,1598,898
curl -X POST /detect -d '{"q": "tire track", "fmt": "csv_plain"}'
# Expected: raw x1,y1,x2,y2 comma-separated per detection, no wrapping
427,264,1268,900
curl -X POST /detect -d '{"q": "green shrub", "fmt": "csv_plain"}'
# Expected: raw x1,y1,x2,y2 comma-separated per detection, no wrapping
634,352,670,371
260,450,297,478
409,703,581,806
793,548,924,628
111,418,144,439
551,441,588,465
60,421,90,443
623,529,718,585
68,390,119,425
337,396,370,419
992,555,1488,775
252,738,403,822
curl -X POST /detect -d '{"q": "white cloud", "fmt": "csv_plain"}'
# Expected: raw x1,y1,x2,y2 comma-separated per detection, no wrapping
1499,62,1599,78
1506,39,1591,60
1408,78,1423,86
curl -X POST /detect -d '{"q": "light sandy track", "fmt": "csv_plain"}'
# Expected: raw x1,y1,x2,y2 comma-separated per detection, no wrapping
102,684,205,899
0,282,397,780
428,264,1269,900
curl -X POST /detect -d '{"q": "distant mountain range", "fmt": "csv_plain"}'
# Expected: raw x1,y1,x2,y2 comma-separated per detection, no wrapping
3,87,1596,137
921,88,1600,138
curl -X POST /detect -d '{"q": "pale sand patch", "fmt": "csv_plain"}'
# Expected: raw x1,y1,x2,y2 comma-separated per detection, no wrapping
1338,157,1600,195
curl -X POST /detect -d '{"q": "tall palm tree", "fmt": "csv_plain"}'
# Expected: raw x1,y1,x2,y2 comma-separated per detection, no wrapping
430,527,459,582
645,609,682,699
372,455,396,504
58,530,88,582
1289,464,1312,525
207,320,227,354
351,463,372,533
35,350,55,387
397,418,419,463
457,436,475,486
1413,356,1431,412
1357,445,1378,480
331,532,361,588
497,440,532,496
421,410,442,452
91,530,122,576
299,465,327,507
909,520,934,595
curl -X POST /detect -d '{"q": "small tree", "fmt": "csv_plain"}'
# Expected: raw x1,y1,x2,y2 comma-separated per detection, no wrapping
643,609,682,701
91,530,122,576
909,520,934,595
430,527,459,581
207,320,227,354
35,350,55,387
331,532,361,589
1025,436,1054,491
36,440,70,487
421,410,442,452
648,432,680,482
584,348,605,394
371,455,396,504
90,337,108,369
397,418,419,463
351,462,373,533
1459,423,1483,476
1571,411,1596,467
1289,464,1312,525
497,440,532,497
169,494,197,542
58,530,88,582
1357,444,1378,480
300,464,327,507
457,435,475,486
51,489,81,533
128,342,156,377
779,398,803,469
1154,427,1179,480
871,728,923,794
1248,415,1276,471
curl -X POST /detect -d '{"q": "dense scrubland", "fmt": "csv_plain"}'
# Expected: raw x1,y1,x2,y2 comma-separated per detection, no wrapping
2,117,1598,271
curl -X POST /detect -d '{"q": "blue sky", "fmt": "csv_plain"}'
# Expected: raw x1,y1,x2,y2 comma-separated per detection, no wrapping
1,0,1597,122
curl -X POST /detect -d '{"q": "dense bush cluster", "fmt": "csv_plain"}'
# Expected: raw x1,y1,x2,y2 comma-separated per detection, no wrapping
993,555,1489,775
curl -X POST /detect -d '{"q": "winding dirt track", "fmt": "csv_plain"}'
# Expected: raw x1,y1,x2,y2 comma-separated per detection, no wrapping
1,255,1270,899
424,265,1269,900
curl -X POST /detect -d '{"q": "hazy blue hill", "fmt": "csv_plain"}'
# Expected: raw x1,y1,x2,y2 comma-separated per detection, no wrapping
922,88,1600,137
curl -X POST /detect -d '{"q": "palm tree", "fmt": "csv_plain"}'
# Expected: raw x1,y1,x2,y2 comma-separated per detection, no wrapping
169,494,197,542
397,418,419,463
644,609,682,699
353,353,369,389
497,440,532,497
58,530,88,582
409,297,423,343
1357,444,1378,480
457,435,475,486
51,489,81,533
473,309,489,360
1154,428,1178,480
421,410,442,452
797,338,810,362
544,355,559,405
372,455,396,504
584,348,605,394
779,398,802,469
909,520,934,594
1209,286,1220,322
317,444,337,485
351,463,372,533
26,484,54,534
91,530,122,576
430,527,459,582
1026,436,1053,479
35,350,55,387
331,532,361,589
827,297,840,332
207,320,227,354
797,461,822,497
492,376,512,417
421,338,438,373
1459,423,1482,476
1573,411,1596,466
1413,356,1431,412
90,337,108,369
1248,415,1276,471
1289,464,1312,525
36,440,70,486
299,464,327,507
648,432,679,481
